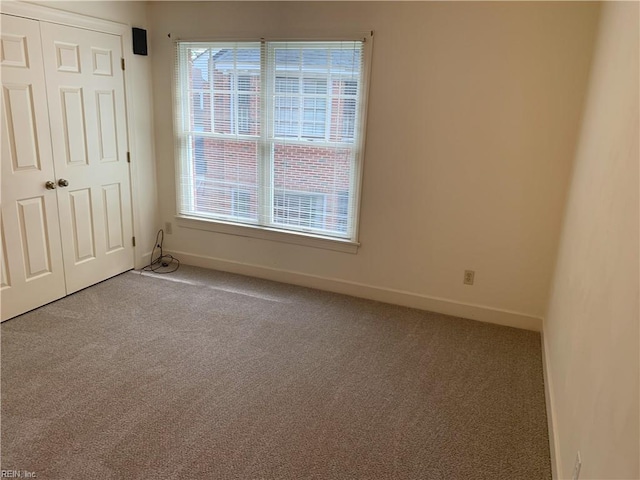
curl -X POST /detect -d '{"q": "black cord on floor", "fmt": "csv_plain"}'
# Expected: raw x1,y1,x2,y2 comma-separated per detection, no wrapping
141,229,180,274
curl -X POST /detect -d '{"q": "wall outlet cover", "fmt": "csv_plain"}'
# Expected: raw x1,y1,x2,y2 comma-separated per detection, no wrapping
463,270,475,285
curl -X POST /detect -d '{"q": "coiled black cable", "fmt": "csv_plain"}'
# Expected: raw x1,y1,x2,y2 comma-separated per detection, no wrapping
141,229,180,274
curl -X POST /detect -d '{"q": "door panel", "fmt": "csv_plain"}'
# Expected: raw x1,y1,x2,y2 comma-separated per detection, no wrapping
60,87,89,166
3,84,41,171
54,41,81,73
17,196,52,278
91,48,113,76
1,15,66,321
96,89,118,162
1,32,29,67
102,183,124,252
40,22,133,294
68,188,96,263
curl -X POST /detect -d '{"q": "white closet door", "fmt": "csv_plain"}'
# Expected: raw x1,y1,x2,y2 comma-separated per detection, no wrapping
1,14,66,321
40,22,134,294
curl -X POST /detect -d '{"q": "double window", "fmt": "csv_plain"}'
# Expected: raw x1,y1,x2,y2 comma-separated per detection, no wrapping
175,39,369,242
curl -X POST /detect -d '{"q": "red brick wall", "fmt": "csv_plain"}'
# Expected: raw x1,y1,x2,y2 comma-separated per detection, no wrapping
193,138,351,232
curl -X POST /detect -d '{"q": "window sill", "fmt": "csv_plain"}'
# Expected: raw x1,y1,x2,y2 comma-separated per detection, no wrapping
175,215,360,254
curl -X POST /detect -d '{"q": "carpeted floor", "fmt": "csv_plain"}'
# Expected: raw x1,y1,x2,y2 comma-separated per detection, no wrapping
1,266,551,479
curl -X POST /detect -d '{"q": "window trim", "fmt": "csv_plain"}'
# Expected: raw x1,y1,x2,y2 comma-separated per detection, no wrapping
175,214,360,254
172,33,373,251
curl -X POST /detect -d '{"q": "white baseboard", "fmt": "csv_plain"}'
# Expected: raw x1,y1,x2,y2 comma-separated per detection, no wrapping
541,327,560,479
166,250,543,332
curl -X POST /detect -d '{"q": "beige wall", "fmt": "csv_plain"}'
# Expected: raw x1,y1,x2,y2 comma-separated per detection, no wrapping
149,1,599,328
11,1,638,475
21,0,160,267
544,2,640,479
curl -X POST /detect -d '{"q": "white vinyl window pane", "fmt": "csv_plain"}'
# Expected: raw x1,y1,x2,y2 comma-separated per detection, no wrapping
274,192,326,229
302,97,326,138
272,143,352,235
189,135,259,221
331,48,361,73
343,80,358,96
275,49,301,71
274,96,300,137
303,78,327,95
275,76,299,94
302,49,328,71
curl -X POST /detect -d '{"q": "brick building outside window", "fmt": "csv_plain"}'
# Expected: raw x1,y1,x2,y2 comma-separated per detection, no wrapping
176,40,368,241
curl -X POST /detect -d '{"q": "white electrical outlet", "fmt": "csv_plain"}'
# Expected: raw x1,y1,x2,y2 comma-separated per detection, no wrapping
164,222,173,235
572,451,582,480
463,270,475,285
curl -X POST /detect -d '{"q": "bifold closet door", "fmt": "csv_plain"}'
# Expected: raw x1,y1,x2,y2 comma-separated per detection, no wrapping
39,22,134,295
1,14,67,321
1,16,135,321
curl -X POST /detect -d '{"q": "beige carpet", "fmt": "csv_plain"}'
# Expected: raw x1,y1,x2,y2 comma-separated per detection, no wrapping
1,266,551,479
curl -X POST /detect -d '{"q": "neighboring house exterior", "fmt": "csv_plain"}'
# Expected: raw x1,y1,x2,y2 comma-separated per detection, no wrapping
186,45,360,235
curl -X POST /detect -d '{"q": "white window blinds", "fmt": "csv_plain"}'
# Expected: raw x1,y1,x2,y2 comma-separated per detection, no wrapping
174,39,369,241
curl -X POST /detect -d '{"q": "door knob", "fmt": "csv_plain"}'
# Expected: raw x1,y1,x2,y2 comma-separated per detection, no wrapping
58,179,69,187
45,181,56,190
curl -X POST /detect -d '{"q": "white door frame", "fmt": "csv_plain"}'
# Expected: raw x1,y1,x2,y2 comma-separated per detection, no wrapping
1,1,144,268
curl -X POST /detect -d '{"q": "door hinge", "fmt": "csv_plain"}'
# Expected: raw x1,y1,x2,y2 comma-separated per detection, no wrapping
127,151,131,163
132,236,136,247
121,57,125,70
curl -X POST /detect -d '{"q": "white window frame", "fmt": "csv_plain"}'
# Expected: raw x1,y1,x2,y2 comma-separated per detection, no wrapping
173,34,373,254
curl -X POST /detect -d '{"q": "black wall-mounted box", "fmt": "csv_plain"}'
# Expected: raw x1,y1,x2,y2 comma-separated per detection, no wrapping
132,28,147,56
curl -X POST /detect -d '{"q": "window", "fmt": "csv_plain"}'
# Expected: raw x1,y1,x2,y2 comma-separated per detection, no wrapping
237,74,257,135
175,39,369,242
232,189,252,218
336,191,349,232
274,192,326,229
274,76,328,139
